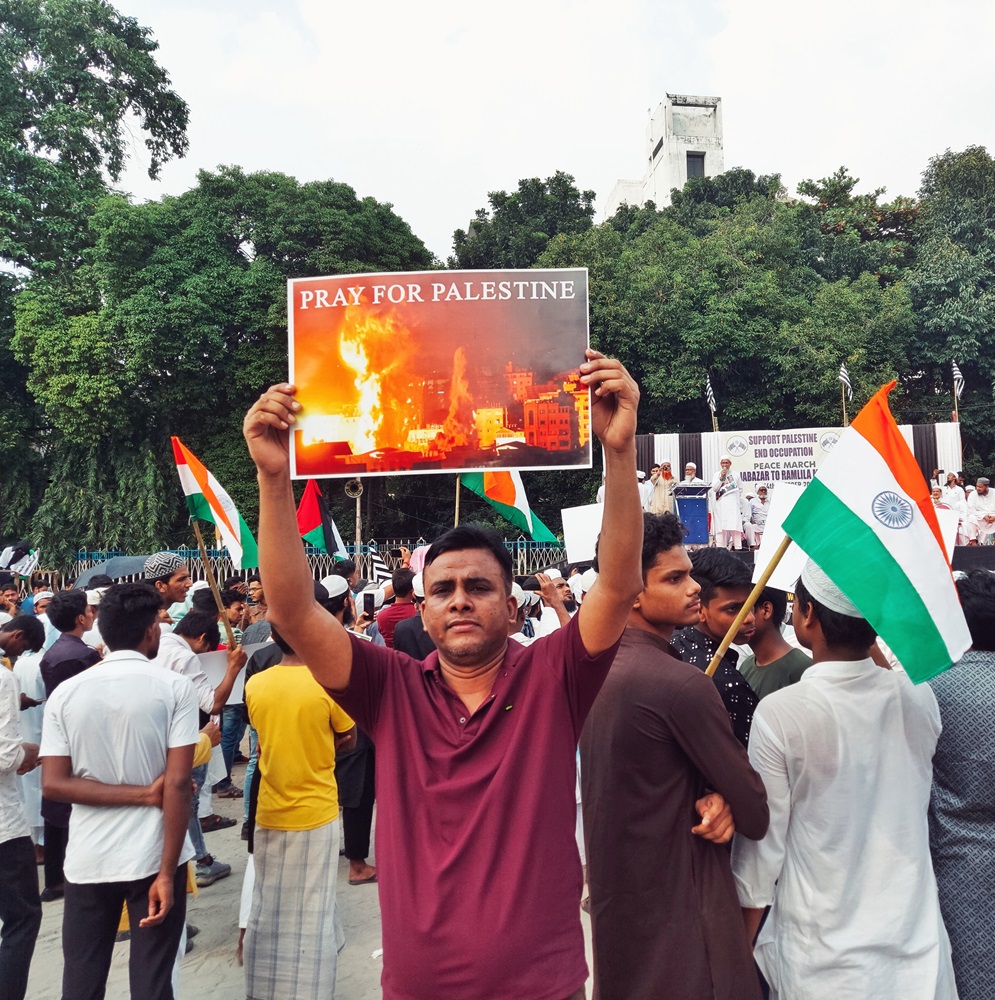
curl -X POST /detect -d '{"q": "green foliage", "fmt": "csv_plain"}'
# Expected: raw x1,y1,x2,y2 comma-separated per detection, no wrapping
450,171,595,269
0,0,188,271
795,167,918,285
540,173,918,439
11,167,434,561
905,146,995,466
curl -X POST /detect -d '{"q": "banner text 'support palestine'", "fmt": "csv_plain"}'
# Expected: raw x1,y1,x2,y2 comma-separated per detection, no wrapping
288,268,591,479
719,428,843,485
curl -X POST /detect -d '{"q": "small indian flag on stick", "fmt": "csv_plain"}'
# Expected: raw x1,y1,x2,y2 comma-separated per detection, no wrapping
461,471,558,543
171,437,258,570
782,382,970,683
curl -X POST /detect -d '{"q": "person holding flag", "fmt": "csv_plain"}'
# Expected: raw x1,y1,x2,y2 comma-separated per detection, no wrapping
731,560,956,1000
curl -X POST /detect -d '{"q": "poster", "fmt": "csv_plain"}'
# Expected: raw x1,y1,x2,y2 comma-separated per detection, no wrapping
288,268,591,478
561,502,605,562
198,642,270,707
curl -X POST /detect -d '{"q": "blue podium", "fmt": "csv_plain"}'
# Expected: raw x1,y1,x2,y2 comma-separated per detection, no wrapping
675,485,710,545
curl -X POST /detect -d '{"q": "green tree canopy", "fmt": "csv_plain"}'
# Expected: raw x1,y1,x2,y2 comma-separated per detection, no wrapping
450,171,595,269
0,0,188,271
12,167,434,563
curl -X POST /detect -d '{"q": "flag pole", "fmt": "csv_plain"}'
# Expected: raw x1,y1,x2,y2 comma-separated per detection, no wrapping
190,518,236,648
841,383,848,426
711,414,719,433
455,474,461,527
953,374,959,423
705,535,793,678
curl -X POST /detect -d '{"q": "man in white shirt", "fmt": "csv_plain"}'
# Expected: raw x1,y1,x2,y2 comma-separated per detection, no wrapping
731,561,956,1000
966,476,995,544
41,584,199,1000
0,616,45,1000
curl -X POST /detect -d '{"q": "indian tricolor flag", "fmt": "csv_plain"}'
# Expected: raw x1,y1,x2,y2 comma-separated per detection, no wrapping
171,437,259,570
783,382,970,682
461,471,558,543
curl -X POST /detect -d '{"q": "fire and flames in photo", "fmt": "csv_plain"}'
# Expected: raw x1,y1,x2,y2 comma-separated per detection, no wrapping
288,268,592,478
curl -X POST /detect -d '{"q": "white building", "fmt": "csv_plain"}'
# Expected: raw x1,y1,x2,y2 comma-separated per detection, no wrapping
604,94,724,218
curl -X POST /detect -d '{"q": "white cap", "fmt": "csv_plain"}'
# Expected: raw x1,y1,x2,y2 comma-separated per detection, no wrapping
86,586,108,606
0,612,11,627
568,575,584,603
511,582,526,608
411,573,425,599
637,470,646,480
189,580,210,593
319,575,350,599
685,462,697,469
544,568,562,580
800,560,862,618
580,567,598,593
34,590,54,600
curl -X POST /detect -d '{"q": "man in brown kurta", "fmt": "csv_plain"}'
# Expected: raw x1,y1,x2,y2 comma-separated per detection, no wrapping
581,512,769,1000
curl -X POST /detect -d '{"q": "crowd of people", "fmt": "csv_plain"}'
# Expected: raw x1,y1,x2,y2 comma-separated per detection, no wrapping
599,457,770,550
0,351,990,1000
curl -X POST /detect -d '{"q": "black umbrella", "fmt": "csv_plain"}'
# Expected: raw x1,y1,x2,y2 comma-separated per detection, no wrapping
75,556,154,588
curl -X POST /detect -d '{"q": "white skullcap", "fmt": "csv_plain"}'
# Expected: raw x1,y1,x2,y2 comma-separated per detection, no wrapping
800,560,862,618
34,590,54,600
86,586,108,606
412,573,424,599
189,580,210,593
581,567,598,592
319,575,350,599
0,612,10,627
636,470,646,480
720,454,732,463
511,582,526,608
685,462,696,469
544,568,562,580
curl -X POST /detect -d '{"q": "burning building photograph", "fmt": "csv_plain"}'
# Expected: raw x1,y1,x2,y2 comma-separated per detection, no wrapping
288,268,592,478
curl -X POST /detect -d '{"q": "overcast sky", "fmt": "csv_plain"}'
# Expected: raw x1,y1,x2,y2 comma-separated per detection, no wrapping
118,0,994,262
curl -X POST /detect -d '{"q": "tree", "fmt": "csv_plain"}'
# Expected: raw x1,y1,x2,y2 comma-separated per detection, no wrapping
450,171,595,269
905,146,995,468
11,167,435,564
0,0,189,271
795,167,918,286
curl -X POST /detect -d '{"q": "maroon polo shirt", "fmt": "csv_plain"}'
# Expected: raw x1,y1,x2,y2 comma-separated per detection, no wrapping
336,614,619,1000
376,600,417,648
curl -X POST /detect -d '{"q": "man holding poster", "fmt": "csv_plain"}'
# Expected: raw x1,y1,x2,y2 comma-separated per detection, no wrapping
243,349,643,1000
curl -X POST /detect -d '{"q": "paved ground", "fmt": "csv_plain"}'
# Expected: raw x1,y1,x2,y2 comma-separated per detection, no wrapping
25,769,594,998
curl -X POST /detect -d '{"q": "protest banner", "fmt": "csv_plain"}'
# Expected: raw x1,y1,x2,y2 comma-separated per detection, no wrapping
561,503,604,563
288,268,591,478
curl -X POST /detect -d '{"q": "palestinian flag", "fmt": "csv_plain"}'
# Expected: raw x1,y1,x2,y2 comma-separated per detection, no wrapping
171,437,258,570
461,471,558,543
297,480,347,557
782,382,970,682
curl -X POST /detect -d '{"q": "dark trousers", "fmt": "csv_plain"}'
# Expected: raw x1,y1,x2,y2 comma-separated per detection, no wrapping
62,865,187,1000
341,748,376,861
0,836,42,1000
220,703,247,783
43,821,68,889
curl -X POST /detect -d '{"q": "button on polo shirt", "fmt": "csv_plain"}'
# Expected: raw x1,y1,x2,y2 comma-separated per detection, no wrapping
334,614,620,1000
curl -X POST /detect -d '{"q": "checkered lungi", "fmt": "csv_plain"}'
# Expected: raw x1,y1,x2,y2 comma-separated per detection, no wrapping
245,818,345,1000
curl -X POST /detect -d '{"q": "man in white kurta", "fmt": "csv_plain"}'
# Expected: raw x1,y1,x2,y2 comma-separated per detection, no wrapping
710,457,743,549
731,561,956,1000
967,477,995,543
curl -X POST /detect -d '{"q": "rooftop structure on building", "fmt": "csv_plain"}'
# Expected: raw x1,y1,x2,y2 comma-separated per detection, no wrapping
604,94,724,219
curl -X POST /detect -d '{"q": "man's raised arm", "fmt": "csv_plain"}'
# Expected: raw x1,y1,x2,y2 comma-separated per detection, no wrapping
577,350,644,656
242,384,354,689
